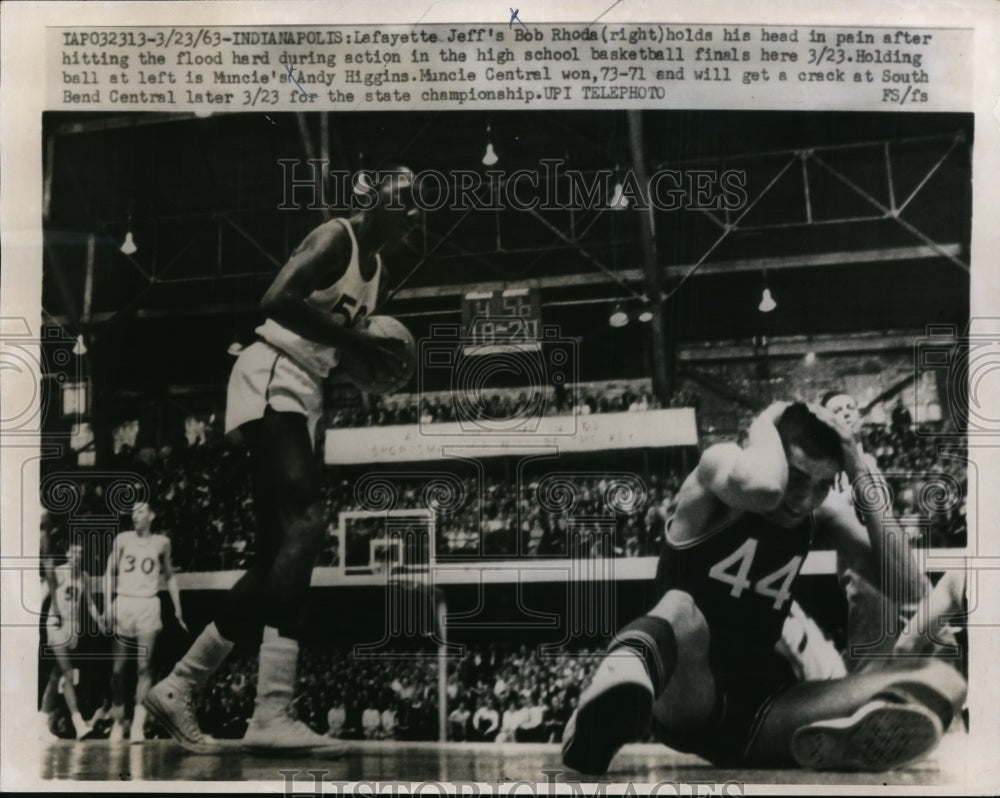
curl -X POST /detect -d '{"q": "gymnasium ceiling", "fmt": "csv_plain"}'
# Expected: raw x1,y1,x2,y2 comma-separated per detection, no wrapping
41,110,971,394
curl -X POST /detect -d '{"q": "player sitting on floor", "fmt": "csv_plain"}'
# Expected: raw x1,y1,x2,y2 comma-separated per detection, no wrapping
562,402,965,774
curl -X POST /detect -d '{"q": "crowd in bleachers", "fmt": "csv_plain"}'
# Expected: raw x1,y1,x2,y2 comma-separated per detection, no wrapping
324,381,698,430
186,643,602,743
859,417,967,547
336,472,681,562
40,386,968,573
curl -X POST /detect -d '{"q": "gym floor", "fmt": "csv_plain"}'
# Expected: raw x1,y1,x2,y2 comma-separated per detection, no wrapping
40,729,971,788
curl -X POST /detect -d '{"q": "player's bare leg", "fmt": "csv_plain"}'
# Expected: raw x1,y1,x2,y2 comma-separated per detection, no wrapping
52,645,90,739
40,647,90,740
109,637,130,741
746,659,966,770
129,630,157,743
39,664,61,740
236,411,344,755
146,410,344,756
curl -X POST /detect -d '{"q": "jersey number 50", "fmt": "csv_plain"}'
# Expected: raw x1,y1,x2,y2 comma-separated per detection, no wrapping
331,294,368,326
707,538,803,610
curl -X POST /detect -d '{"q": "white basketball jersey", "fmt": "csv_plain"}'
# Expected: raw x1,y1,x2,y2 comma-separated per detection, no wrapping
115,531,165,598
256,217,381,378
51,563,84,618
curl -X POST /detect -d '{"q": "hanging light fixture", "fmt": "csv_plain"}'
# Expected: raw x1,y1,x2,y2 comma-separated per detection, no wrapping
120,226,137,255
609,304,629,328
609,166,629,210
758,271,776,313
73,334,87,356
638,307,654,323
481,123,499,166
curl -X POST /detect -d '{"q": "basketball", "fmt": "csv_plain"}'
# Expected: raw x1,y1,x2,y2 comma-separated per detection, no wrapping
343,315,417,394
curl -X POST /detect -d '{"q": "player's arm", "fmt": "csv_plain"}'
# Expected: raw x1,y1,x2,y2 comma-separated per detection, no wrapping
40,516,58,602
160,538,187,631
820,486,927,605
47,571,65,628
103,538,119,621
80,571,101,625
260,222,407,365
814,404,927,604
696,402,790,512
41,559,60,626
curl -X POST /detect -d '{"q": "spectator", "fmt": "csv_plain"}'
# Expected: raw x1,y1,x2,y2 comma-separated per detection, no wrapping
326,696,346,738
447,701,471,741
497,695,525,743
362,696,382,739
891,399,913,435
380,700,398,740
471,698,501,742
515,690,548,742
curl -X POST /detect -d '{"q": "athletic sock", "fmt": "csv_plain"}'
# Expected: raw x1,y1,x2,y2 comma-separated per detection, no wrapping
171,622,235,690
608,615,678,697
131,704,147,737
252,627,299,725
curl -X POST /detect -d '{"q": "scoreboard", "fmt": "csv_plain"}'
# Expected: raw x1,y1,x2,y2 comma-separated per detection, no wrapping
460,287,542,353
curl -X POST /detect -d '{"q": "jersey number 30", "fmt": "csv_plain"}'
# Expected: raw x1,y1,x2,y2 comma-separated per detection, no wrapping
707,538,802,610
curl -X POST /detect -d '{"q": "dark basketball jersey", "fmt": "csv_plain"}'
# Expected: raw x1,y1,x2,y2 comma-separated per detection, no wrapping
656,511,813,653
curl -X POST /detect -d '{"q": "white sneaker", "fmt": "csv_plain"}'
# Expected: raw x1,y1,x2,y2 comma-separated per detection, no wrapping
143,676,218,754
70,713,91,740
561,649,654,775
243,714,347,758
791,699,943,772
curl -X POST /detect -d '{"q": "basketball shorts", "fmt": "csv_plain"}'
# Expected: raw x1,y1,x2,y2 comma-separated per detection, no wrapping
225,341,323,445
113,595,162,638
46,613,79,651
654,634,797,766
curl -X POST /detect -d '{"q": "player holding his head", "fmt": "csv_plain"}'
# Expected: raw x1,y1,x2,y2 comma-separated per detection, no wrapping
104,500,184,742
40,539,101,740
144,167,420,754
562,402,964,774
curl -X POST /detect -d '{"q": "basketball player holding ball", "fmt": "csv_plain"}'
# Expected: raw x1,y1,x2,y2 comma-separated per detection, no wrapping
144,167,419,754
